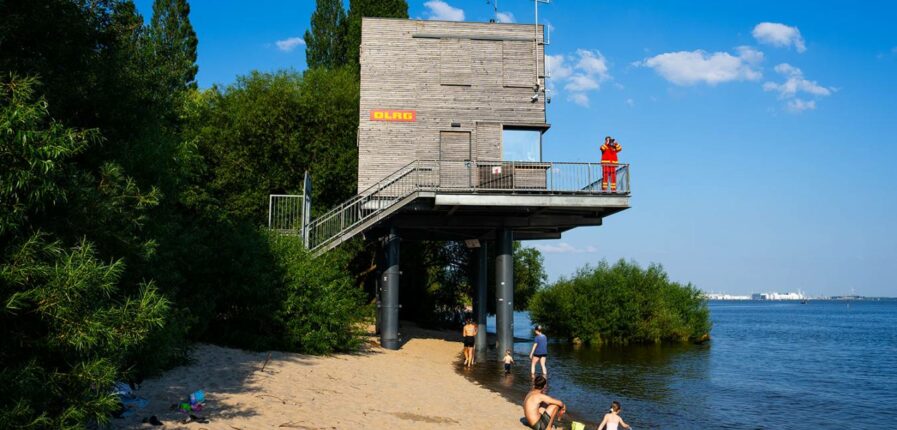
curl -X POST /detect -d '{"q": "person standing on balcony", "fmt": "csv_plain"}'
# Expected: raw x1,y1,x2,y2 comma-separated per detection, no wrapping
600,136,623,192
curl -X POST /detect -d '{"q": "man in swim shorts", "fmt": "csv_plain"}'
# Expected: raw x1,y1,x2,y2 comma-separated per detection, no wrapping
462,317,477,367
523,375,565,430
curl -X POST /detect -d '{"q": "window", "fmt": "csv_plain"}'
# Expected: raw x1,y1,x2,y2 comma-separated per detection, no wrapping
502,129,541,161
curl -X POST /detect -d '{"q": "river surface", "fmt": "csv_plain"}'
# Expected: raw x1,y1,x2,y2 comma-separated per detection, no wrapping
460,300,897,429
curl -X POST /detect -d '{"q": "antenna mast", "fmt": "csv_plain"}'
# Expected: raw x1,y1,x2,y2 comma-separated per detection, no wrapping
533,0,550,99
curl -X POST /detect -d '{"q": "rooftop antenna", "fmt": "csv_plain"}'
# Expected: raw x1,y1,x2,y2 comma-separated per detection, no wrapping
532,0,550,101
486,0,498,23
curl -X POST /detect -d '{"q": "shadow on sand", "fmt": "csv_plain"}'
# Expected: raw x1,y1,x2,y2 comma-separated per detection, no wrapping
111,340,383,428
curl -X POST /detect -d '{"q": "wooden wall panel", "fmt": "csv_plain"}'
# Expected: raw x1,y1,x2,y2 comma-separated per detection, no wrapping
358,18,547,192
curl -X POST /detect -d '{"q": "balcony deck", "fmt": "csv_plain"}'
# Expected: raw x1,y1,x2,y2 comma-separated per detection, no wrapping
304,160,630,253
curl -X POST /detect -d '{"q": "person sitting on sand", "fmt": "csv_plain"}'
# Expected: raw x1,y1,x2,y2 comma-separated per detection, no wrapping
462,317,478,367
503,349,515,374
523,375,565,430
596,401,630,430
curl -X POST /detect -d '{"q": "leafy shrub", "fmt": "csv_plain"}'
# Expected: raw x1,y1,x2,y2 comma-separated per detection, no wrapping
269,234,370,354
0,237,169,429
529,260,711,345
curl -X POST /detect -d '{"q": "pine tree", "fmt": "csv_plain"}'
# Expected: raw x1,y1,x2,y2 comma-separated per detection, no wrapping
150,0,199,90
304,0,348,68
345,0,408,69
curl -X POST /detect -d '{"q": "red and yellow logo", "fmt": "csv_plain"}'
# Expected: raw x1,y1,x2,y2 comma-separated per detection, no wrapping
370,109,416,122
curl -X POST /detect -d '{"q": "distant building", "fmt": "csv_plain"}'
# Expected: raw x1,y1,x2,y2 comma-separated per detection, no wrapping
750,291,806,300
705,293,751,300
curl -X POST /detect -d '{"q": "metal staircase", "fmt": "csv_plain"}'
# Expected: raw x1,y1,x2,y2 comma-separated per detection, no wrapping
306,160,437,254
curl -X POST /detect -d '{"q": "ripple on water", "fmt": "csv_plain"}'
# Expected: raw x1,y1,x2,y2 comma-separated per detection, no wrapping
460,302,897,428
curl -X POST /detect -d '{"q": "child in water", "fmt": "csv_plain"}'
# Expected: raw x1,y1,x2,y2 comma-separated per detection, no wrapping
596,401,630,430
503,349,515,374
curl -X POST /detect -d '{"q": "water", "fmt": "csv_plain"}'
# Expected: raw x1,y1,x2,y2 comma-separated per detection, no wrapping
462,300,897,429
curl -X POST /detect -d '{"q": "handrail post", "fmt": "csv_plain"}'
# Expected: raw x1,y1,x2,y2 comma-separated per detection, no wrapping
587,163,591,193
550,162,554,191
626,164,630,193
270,195,274,229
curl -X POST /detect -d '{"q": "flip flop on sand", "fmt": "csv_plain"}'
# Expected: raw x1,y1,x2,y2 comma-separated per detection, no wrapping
141,415,163,426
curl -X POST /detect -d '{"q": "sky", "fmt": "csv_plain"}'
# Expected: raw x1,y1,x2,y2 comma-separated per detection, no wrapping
133,0,897,297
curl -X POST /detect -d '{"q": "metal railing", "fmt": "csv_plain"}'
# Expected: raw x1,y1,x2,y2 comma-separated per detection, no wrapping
268,194,305,233
305,160,630,253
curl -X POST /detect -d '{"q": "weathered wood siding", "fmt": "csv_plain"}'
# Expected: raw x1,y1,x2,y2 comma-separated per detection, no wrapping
358,18,546,192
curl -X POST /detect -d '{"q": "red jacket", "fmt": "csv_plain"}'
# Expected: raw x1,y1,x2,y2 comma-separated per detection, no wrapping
600,142,622,164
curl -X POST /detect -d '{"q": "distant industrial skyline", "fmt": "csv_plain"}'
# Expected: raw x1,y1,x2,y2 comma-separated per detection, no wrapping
133,0,897,297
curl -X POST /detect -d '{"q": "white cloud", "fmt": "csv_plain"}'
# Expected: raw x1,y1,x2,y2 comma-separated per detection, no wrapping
275,36,305,52
576,49,610,77
637,46,763,86
763,63,833,98
625,98,635,107
534,242,598,254
564,74,599,92
752,22,806,53
546,54,572,79
424,0,464,21
495,11,515,23
568,93,590,107
548,49,611,107
786,98,816,112
763,63,833,113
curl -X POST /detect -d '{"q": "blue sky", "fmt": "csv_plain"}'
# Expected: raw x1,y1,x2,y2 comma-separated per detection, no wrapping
133,1,897,297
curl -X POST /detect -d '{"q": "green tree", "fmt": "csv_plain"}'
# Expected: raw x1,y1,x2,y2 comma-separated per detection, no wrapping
304,0,348,68
0,75,169,429
345,0,408,68
513,242,547,310
298,67,360,212
149,0,199,90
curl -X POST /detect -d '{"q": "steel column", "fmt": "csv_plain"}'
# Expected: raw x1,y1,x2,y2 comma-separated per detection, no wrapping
381,227,401,350
474,242,488,356
495,228,514,355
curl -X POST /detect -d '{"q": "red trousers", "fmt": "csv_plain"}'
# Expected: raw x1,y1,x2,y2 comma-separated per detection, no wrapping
601,163,617,191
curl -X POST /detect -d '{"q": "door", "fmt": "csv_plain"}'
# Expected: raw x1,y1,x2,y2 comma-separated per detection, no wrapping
439,131,471,188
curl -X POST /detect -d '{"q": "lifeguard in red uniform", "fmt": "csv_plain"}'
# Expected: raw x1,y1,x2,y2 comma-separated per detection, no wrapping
600,136,622,192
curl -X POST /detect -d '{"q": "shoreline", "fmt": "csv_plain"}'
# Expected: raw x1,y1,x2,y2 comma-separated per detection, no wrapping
113,325,526,429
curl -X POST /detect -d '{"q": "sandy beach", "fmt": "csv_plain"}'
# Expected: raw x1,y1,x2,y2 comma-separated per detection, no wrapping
113,327,524,429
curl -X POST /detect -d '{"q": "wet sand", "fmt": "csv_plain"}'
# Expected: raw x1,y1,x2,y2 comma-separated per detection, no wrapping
113,326,526,429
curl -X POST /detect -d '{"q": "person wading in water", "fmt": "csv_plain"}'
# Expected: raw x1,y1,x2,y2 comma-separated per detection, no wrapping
596,401,630,430
529,325,549,378
462,317,478,367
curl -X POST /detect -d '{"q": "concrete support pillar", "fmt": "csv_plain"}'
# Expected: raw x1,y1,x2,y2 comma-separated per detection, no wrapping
374,248,384,335
495,228,514,355
381,227,401,350
474,242,488,356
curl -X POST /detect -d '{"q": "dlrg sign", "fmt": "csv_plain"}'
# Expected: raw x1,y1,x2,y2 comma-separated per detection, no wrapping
370,109,416,122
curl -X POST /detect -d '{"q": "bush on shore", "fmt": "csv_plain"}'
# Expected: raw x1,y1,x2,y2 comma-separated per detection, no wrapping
529,260,711,345
270,235,370,354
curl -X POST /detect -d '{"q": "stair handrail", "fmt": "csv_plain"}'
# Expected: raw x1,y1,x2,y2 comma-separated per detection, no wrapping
306,160,424,250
